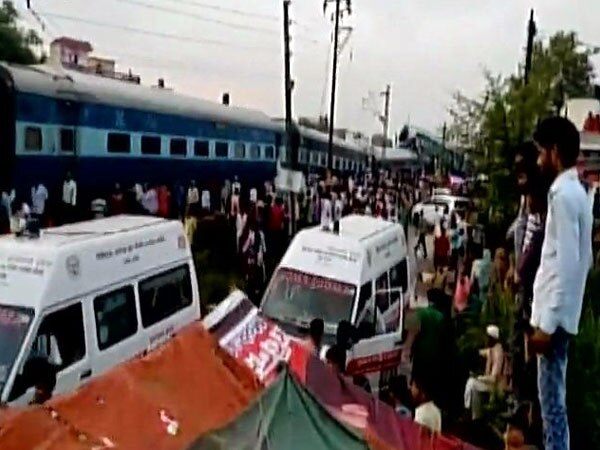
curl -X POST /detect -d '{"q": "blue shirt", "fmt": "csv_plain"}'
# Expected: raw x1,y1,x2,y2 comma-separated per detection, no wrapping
531,168,593,335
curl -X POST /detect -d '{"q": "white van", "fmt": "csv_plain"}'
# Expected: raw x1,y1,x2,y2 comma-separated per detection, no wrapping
0,216,200,405
260,214,411,391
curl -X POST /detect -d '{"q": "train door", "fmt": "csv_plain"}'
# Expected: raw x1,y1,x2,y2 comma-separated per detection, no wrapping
0,67,16,192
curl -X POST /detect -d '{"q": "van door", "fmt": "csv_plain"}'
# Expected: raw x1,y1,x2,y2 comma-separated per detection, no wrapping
347,275,403,393
9,301,90,405
90,285,141,377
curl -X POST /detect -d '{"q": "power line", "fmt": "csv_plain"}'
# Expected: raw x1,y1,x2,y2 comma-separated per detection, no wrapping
39,12,278,52
113,0,280,37
112,0,326,45
160,0,279,22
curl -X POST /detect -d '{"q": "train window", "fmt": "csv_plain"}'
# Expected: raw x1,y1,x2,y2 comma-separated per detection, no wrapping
24,127,42,151
234,142,246,159
60,128,75,152
215,142,229,158
310,152,319,165
319,153,327,167
170,138,187,156
141,136,161,155
264,145,275,160
249,144,260,159
107,133,131,154
194,140,209,157
299,149,307,163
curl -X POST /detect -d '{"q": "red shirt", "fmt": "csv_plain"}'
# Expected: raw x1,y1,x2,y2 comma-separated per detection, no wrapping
269,204,284,231
110,193,126,215
158,187,171,218
434,235,450,258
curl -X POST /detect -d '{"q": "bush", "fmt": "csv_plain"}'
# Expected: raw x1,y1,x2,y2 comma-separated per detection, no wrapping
568,269,600,449
194,250,244,315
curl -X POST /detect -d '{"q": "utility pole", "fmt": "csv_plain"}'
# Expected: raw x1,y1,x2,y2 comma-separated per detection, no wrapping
324,0,351,175
381,84,391,160
524,9,536,86
283,0,299,235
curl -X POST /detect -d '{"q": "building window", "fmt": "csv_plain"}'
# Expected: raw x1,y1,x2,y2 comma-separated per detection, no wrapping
141,135,161,155
138,265,193,328
170,138,187,156
249,144,260,159
60,128,75,152
233,142,246,159
264,145,275,160
215,142,229,158
24,126,42,151
194,140,209,157
93,286,138,350
107,132,131,154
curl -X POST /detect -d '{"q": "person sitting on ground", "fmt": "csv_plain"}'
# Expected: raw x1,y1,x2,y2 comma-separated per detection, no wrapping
464,324,506,420
388,375,413,419
411,372,442,433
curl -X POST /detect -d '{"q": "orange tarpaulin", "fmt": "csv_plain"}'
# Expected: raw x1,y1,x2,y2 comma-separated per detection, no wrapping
0,325,262,450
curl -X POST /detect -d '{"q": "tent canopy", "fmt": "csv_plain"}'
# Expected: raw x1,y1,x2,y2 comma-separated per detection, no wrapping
187,369,374,450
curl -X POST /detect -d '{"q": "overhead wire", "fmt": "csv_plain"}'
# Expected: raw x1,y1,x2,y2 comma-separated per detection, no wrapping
113,0,280,37
159,0,279,22
112,0,326,46
39,12,279,52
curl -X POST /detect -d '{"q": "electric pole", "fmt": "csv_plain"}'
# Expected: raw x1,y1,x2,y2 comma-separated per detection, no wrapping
381,84,391,160
524,9,536,86
283,0,300,235
324,0,352,175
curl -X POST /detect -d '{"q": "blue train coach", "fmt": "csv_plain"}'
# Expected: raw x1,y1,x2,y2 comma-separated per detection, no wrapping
0,63,367,198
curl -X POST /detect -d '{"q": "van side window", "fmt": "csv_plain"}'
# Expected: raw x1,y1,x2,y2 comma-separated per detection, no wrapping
94,286,138,350
376,272,390,314
138,265,193,328
389,259,408,304
355,281,372,321
32,303,86,371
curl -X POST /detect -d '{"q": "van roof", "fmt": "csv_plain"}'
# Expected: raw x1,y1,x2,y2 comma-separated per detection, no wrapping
0,216,190,312
278,215,407,286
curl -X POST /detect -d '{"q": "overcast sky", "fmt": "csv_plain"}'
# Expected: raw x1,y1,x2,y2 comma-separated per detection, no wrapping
22,0,600,136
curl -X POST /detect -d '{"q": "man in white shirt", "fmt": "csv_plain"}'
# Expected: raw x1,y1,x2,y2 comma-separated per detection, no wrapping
187,180,199,208
411,376,442,433
31,183,48,217
529,117,593,450
62,172,77,223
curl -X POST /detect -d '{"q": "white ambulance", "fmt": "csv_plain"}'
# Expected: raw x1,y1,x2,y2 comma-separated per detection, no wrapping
260,214,411,391
0,216,200,405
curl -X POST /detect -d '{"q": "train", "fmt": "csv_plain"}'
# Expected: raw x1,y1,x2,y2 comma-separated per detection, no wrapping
0,62,369,198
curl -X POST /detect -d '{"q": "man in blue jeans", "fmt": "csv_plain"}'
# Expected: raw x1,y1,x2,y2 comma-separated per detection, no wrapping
529,117,593,450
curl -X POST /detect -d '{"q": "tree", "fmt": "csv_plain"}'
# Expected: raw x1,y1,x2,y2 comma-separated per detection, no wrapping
0,0,42,64
448,30,595,226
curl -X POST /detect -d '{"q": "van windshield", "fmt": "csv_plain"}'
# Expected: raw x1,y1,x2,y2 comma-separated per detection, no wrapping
262,268,356,329
0,304,33,393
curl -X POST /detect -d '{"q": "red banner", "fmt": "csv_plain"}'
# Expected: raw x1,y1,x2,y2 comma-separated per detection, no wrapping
221,314,292,385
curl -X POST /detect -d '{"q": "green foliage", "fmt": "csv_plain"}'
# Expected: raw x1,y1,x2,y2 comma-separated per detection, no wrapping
568,269,600,449
448,30,595,226
194,250,244,314
0,0,42,64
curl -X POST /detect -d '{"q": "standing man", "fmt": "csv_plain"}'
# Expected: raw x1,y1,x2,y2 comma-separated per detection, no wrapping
529,117,593,450
62,172,77,224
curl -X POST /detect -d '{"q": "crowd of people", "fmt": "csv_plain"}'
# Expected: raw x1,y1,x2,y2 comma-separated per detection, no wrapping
1,115,594,450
